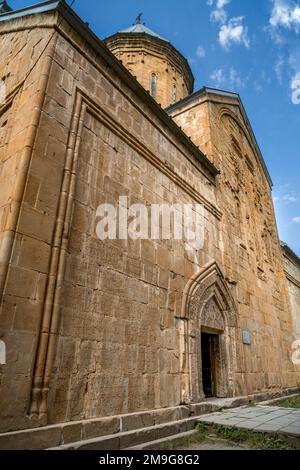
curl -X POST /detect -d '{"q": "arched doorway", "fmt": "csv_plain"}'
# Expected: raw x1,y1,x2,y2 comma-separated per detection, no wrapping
180,261,238,403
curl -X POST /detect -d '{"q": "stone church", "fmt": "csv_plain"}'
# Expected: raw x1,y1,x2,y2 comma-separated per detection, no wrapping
0,0,299,449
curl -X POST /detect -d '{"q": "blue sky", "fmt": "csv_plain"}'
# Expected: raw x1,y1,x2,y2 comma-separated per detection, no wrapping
10,0,300,255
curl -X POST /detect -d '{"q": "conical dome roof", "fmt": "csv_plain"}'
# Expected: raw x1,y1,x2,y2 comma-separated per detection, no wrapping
119,22,167,42
105,14,195,108
118,14,167,41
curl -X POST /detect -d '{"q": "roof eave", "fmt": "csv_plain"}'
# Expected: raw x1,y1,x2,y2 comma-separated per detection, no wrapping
0,0,217,179
167,86,273,188
281,242,300,266
0,0,60,21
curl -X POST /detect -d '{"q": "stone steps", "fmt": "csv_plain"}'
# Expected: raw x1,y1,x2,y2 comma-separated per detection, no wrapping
259,393,300,406
0,387,297,450
126,430,197,450
0,401,223,450
48,417,200,450
47,388,300,451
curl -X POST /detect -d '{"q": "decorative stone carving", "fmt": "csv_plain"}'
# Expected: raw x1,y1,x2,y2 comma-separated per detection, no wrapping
180,260,238,403
201,297,225,332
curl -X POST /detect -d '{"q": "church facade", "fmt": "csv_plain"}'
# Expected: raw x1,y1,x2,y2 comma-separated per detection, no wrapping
0,0,299,449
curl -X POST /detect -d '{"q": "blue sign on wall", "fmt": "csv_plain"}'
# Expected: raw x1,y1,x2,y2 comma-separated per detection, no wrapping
243,330,251,345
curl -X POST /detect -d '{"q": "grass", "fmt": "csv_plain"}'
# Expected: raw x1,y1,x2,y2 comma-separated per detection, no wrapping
160,423,298,451
160,423,210,450
271,395,300,409
160,426,209,450
247,401,257,407
211,424,297,450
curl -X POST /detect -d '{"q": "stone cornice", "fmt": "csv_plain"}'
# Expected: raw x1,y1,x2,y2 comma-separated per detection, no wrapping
281,242,300,268
284,270,300,289
0,0,218,179
81,89,222,220
167,87,273,189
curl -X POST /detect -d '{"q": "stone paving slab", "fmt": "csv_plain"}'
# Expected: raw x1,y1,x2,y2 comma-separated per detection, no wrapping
198,406,300,437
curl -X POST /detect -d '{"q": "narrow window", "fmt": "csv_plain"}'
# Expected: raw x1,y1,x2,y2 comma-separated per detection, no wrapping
151,73,157,98
172,85,177,103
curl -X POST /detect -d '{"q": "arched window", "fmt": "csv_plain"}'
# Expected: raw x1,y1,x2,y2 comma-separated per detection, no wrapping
172,85,177,103
151,73,157,98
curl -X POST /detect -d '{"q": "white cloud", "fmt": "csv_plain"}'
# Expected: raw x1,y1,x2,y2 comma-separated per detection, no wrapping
228,68,243,88
210,67,246,90
211,8,228,24
289,50,300,104
283,194,298,202
275,56,284,83
219,17,250,50
210,68,227,87
217,0,231,7
270,0,300,33
208,0,232,24
289,48,300,69
254,81,263,93
196,45,206,58
208,1,250,50
187,56,196,66
207,0,231,7
207,0,231,8
291,72,300,104
273,191,298,203
261,70,271,84
292,216,300,223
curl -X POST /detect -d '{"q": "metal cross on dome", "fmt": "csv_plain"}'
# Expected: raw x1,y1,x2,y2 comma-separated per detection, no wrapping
135,13,143,24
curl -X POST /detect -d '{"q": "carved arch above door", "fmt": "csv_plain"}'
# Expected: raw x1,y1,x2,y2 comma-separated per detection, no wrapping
180,261,238,403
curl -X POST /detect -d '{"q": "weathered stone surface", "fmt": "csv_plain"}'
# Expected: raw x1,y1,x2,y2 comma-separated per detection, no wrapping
155,422,184,440
0,427,61,450
83,417,120,439
154,407,188,425
78,436,120,451
61,423,83,445
104,32,194,109
282,245,300,337
170,90,300,398
121,412,155,432
119,428,157,449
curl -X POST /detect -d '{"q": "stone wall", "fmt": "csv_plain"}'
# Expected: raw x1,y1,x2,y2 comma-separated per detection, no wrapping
282,245,300,338
43,27,219,425
0,12,60,433
0,12,220,432
170,91,300,395
0,6,299,439
105,35,193,109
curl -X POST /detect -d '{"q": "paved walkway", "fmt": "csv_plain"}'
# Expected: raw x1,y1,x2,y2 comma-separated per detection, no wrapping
198,405,300,436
